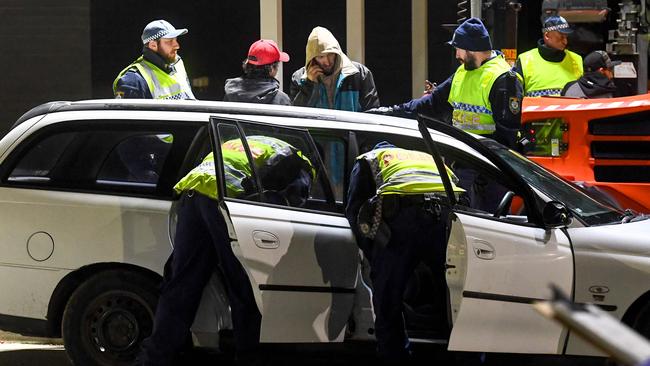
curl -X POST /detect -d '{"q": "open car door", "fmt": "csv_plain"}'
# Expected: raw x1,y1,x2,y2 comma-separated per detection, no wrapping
208,116,360,343
417,117,574,354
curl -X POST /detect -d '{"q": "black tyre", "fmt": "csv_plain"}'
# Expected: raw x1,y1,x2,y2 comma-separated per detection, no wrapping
631,301,650,339
62,269,159,366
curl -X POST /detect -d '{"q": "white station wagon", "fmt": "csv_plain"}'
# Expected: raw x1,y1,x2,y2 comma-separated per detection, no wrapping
0,100,648,366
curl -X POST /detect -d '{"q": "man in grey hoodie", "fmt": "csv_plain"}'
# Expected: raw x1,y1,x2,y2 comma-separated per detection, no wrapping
224,39,291,105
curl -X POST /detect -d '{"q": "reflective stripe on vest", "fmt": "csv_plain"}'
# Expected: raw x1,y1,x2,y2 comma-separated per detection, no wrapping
113,56,195,100
174,136,313,200
519,49,582,97
448,55,513,135
358,148,463,196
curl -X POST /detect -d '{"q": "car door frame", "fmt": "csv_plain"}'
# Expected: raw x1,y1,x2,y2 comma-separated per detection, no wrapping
207,116,361,343
417,115,575,354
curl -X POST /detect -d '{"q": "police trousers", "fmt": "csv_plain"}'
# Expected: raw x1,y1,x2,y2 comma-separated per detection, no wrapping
366,196,449,360
138,192,261,366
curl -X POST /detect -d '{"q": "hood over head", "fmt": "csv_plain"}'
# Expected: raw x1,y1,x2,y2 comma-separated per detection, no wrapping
304,26,356,75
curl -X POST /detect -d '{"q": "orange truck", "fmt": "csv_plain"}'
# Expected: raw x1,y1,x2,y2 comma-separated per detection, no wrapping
521,94,650,213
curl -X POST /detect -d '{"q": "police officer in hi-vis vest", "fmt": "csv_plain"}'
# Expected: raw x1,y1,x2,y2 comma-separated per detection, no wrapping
345,141,463,362
515,15,583,97
113,19,195,100
366,18,523,149
137,136,313,365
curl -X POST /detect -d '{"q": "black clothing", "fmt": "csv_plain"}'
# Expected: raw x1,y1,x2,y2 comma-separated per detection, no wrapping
224,76,291,105
390,59,523,149
561,71,616,99
138,193,261,366
345,143,449,360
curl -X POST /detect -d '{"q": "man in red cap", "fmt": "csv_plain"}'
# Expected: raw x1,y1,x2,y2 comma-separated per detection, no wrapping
224,39,291,105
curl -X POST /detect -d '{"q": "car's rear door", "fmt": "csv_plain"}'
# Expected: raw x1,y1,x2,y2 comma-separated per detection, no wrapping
417,119,574,354
208,117,359,343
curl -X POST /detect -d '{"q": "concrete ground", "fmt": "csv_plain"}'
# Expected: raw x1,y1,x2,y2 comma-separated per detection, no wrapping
0,330,607,366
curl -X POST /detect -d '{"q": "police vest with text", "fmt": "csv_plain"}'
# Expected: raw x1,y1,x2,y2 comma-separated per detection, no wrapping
518,49,583,97
448,55,514,135
358,147,463,196
113,56,195,100
174,136,312,200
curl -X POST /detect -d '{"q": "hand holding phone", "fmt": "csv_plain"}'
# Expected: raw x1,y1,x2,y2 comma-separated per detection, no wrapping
307,60,324,83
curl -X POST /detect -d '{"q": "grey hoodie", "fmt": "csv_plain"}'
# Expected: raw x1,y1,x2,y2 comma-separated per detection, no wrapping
223,76,291,105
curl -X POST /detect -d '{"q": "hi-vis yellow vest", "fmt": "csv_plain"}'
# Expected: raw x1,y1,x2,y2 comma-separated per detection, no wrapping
174,136,313,200
113,56,195,100
358,147,463,196
518,49,582,97
448,55,513,135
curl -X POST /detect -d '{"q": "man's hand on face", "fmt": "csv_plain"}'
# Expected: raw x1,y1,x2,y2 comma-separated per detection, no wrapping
307,61,324,82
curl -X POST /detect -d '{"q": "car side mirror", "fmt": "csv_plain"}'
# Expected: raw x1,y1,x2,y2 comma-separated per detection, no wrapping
543,201,571,227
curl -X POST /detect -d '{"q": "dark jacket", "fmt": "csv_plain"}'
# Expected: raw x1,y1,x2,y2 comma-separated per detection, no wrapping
391,56,523,149
114,48,177,99
561,72,616,99
290,61,379,112
223,76,291,105
289,27,379,111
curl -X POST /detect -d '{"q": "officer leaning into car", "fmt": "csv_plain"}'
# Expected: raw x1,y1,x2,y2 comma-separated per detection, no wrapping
367,17,522,150
136,136,313,366
113,19,195,100
345,141,463,363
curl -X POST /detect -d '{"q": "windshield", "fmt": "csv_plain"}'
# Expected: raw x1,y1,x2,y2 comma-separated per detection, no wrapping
486,142,623,226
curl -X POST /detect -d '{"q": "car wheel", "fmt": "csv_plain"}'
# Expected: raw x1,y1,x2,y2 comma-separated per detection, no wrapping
62,270,159,366
631,301,650,339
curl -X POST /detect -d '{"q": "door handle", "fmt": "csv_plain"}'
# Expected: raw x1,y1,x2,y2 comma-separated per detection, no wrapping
252,230,279,249
472,240,495,260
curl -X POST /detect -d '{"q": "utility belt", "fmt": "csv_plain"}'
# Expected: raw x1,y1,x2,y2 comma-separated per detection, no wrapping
357,193,444,248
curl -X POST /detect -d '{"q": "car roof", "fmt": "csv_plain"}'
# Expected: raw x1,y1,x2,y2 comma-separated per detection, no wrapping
14,99,421,133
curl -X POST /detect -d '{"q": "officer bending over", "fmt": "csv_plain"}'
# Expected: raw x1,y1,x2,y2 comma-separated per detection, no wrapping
345,141,463,363
137,136,313,365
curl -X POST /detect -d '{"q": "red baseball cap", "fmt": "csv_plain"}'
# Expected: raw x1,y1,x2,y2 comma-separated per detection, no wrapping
247,39,290,65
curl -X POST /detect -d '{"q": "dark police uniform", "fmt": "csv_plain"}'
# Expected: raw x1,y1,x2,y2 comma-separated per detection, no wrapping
345,142,463,361
138,137,313,366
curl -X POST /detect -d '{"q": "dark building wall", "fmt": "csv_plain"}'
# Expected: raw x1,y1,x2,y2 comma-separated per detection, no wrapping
91,0,260,100
282,0,347,95
366,2,411,105
0,0,90,134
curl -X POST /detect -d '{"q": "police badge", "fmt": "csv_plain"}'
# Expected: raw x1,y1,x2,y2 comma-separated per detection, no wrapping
509,96,521,114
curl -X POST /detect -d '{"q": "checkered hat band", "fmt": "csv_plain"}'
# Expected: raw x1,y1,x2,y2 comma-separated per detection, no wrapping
143,30,168,43
525,89,561,97
452,102,492,115
543,24,570,33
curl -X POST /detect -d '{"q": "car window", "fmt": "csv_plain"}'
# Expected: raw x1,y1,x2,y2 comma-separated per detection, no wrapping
214,120,337,213
96,134,173,188
4,122,202,199
437,143,529,223
353,130,530,223
8,132,76,182
311,134,346,203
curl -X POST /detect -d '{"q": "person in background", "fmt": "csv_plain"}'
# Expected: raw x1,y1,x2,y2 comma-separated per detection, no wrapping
224,39,291,105
113,19,195,100
367,18,522,149
515,15,583,97
290,26,379,111
561,50,619,99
